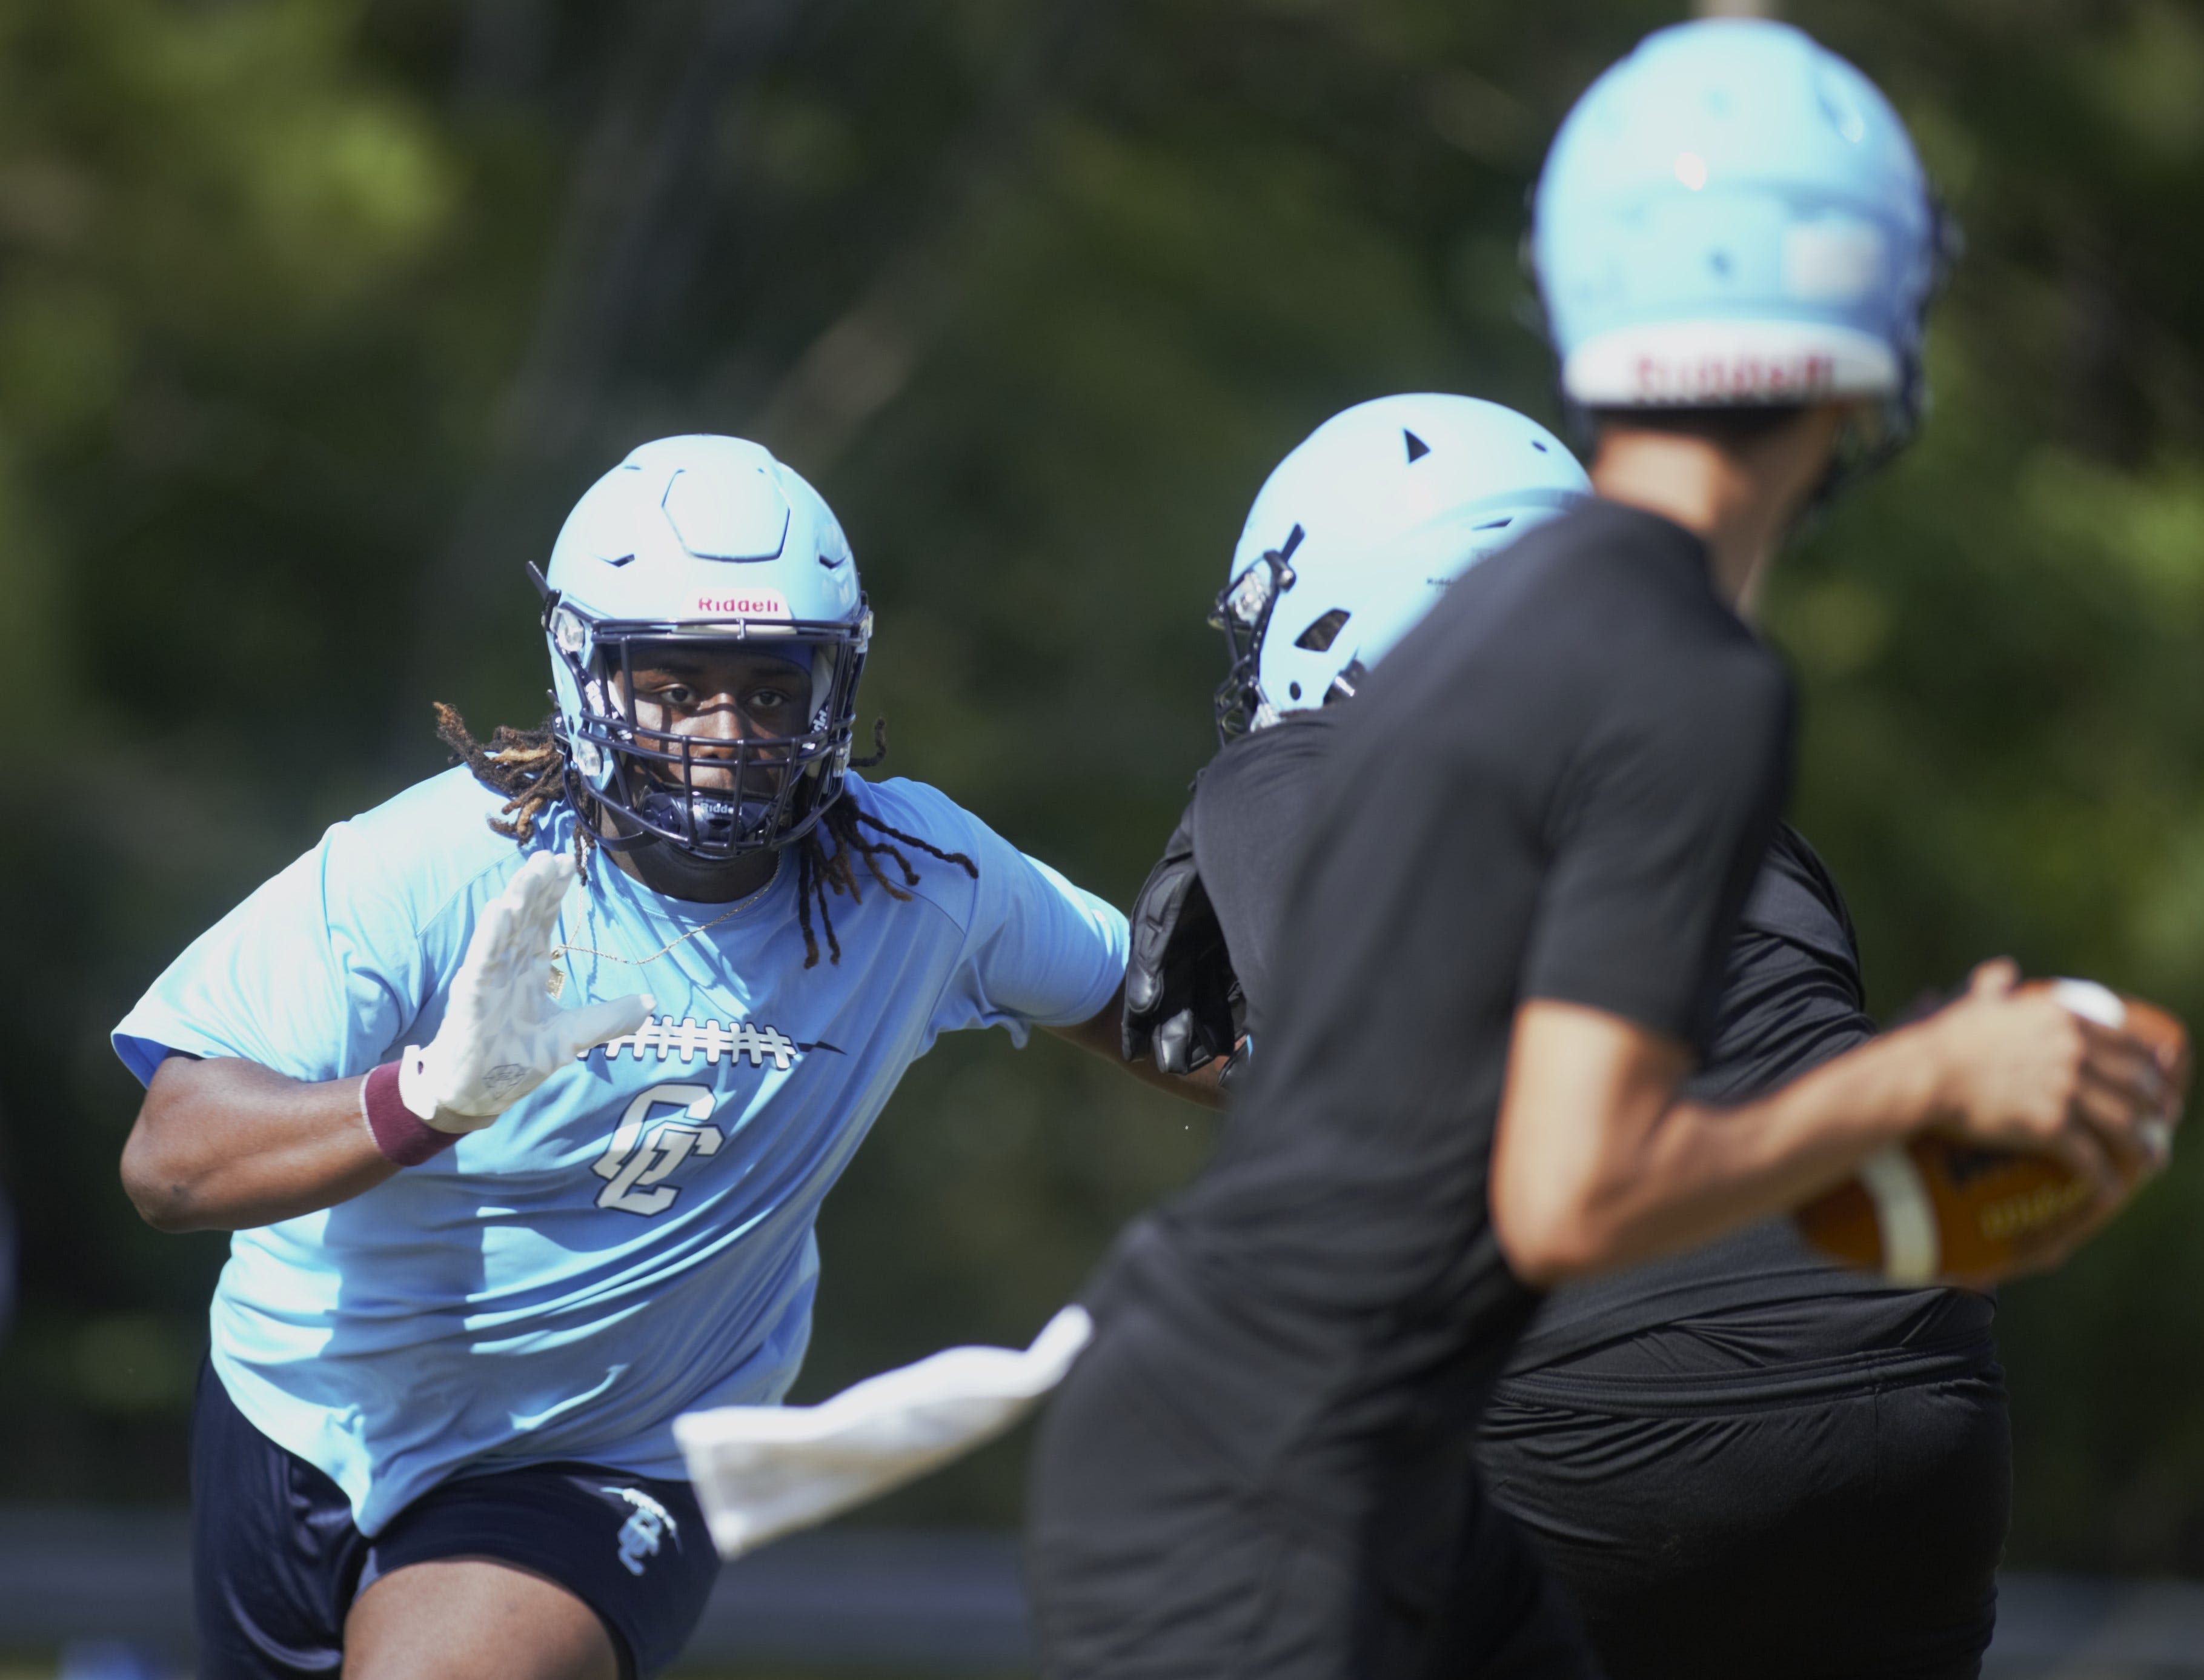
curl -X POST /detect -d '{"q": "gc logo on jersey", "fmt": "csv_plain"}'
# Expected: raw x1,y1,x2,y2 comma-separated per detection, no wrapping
592,1083,724,1217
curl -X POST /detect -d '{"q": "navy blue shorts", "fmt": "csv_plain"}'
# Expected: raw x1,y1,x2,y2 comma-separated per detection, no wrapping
190,1363,720,1679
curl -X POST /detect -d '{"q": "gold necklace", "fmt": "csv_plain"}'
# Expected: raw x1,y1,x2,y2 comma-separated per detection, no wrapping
552,897,756,968
548,872,778,992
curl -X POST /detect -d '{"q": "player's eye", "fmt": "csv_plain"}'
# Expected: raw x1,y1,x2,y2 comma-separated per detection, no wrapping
748,687,792,711
645,684,696,709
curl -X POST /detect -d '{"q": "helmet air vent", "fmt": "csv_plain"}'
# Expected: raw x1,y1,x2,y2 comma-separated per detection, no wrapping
1293,609,1352,653
1403,430,1431,462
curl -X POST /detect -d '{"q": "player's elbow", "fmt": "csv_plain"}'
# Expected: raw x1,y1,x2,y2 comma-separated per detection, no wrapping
120,1111,209,1233
1492,1201,1615,1289
1489,1169,1627,1289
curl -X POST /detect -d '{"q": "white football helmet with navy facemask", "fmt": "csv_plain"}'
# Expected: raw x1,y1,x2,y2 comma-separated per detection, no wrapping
534,434,870,859
1212,394,1590,737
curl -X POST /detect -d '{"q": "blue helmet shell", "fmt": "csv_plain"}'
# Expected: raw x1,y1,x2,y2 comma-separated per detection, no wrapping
536,435,871,858
1212,394,1590,735
1533,19,1947,419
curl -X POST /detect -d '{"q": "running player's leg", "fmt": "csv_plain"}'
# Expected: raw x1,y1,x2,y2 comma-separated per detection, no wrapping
350,1462,718,1680
191,1360,365,1679
345,1561,615,1680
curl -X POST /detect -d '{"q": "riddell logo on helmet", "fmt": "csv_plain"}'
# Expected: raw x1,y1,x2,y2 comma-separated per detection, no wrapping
1633,353,1836,401
693,591,791,618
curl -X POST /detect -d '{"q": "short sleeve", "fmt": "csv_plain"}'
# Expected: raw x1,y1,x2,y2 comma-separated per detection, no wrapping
1521,646,1792,1050
111,824,456,1087
869,785,1126,1044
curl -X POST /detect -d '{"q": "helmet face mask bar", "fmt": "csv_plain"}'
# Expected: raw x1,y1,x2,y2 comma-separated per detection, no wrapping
538,571,872,860
1814,190,1963,506
1209,525,1304,740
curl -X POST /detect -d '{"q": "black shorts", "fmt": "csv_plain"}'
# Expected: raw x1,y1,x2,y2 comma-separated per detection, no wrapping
1026,1304,1605,1680
1476,1352,2008,1680
190,1363,720,1680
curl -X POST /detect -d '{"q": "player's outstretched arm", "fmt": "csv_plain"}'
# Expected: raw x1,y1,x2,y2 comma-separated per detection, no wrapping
123,1055,406,1232
121,853,651,1233
1490,959,2177,1288
1043,985,1225,1109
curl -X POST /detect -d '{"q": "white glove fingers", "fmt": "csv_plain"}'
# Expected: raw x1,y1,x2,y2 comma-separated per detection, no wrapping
554,993,656,1063
513,852,575,938
446,894,516,1020
466,856,569,1003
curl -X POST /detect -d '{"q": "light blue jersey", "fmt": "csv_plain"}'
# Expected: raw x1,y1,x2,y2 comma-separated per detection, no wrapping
113,769,1126,1534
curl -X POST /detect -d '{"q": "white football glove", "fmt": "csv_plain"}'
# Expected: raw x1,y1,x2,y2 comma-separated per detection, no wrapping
397,852,652,1133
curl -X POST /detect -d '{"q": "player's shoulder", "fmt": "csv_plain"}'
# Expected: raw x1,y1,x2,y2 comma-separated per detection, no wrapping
318,766,543,930
840,774,995,925
1519,500,1754,632
1535,503,1788,703
1195,711,1339,822
845,772,984,848
1742,822,1859,969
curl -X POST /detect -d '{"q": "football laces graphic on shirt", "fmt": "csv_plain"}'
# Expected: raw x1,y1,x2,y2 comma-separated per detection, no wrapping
579,1021,842,1216
576,1013,843,1066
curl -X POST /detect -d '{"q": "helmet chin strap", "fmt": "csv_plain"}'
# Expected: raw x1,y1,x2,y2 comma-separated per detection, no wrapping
604,814,791,903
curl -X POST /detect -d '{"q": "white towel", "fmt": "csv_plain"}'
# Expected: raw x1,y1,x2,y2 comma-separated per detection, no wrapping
673,1304,1094,1558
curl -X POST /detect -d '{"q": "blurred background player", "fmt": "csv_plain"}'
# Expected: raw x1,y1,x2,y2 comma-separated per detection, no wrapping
1123,390,2009,1679
109,434,1171,1680
1026,21,2177,1680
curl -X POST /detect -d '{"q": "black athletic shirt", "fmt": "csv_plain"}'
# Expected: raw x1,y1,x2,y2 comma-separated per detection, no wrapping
1093,501,1794,1478
1187,720,1990,1383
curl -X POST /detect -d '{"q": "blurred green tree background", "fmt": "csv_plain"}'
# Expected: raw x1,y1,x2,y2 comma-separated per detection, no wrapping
2,0,2203,1576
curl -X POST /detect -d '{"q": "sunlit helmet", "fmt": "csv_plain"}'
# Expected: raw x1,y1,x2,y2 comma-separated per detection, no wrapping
1212,394,1589,735
534,434,869,858
1532,19,1954,475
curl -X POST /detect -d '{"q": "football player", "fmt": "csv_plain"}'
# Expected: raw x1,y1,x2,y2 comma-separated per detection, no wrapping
1026,21,2176,1680
1109,389,2012,1679
113,434,1180,1680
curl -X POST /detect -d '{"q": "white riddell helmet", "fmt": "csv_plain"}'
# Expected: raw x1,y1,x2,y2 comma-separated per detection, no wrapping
533,434,869,858
1212,394,1590,734
1532,19,1954,484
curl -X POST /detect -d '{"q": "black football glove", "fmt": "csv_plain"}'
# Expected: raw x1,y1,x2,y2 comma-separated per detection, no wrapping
1122,808,1241,1075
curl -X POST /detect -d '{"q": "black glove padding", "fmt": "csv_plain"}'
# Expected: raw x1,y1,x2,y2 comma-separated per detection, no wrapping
1122,808,1241,1075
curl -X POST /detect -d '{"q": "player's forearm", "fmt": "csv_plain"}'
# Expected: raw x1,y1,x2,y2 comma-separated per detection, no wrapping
1043,986,1226,1109
121,1055,398,1233
1493,999,1943,1286
1553,1026,1947,1278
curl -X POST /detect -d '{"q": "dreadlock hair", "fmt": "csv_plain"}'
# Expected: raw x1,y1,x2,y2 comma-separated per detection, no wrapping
433,704,976,969
435,703,598,878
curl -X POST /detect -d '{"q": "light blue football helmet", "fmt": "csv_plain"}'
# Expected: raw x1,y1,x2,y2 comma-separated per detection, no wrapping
1532,19,1951,457
1212,394,1590,736
533,435,870,858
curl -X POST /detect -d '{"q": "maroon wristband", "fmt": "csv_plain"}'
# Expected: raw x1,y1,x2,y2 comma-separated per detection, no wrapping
361,1061,459,1167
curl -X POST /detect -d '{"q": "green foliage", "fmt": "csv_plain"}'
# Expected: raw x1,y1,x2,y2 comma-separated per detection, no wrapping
4,0,2204,1574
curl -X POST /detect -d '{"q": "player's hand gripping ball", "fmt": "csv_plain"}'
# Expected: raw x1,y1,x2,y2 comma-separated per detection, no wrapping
396,852,654,1132
1797,978,2189,1285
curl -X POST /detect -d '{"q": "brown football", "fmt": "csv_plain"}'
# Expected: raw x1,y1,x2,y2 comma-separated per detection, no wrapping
1796,980,2190,1285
